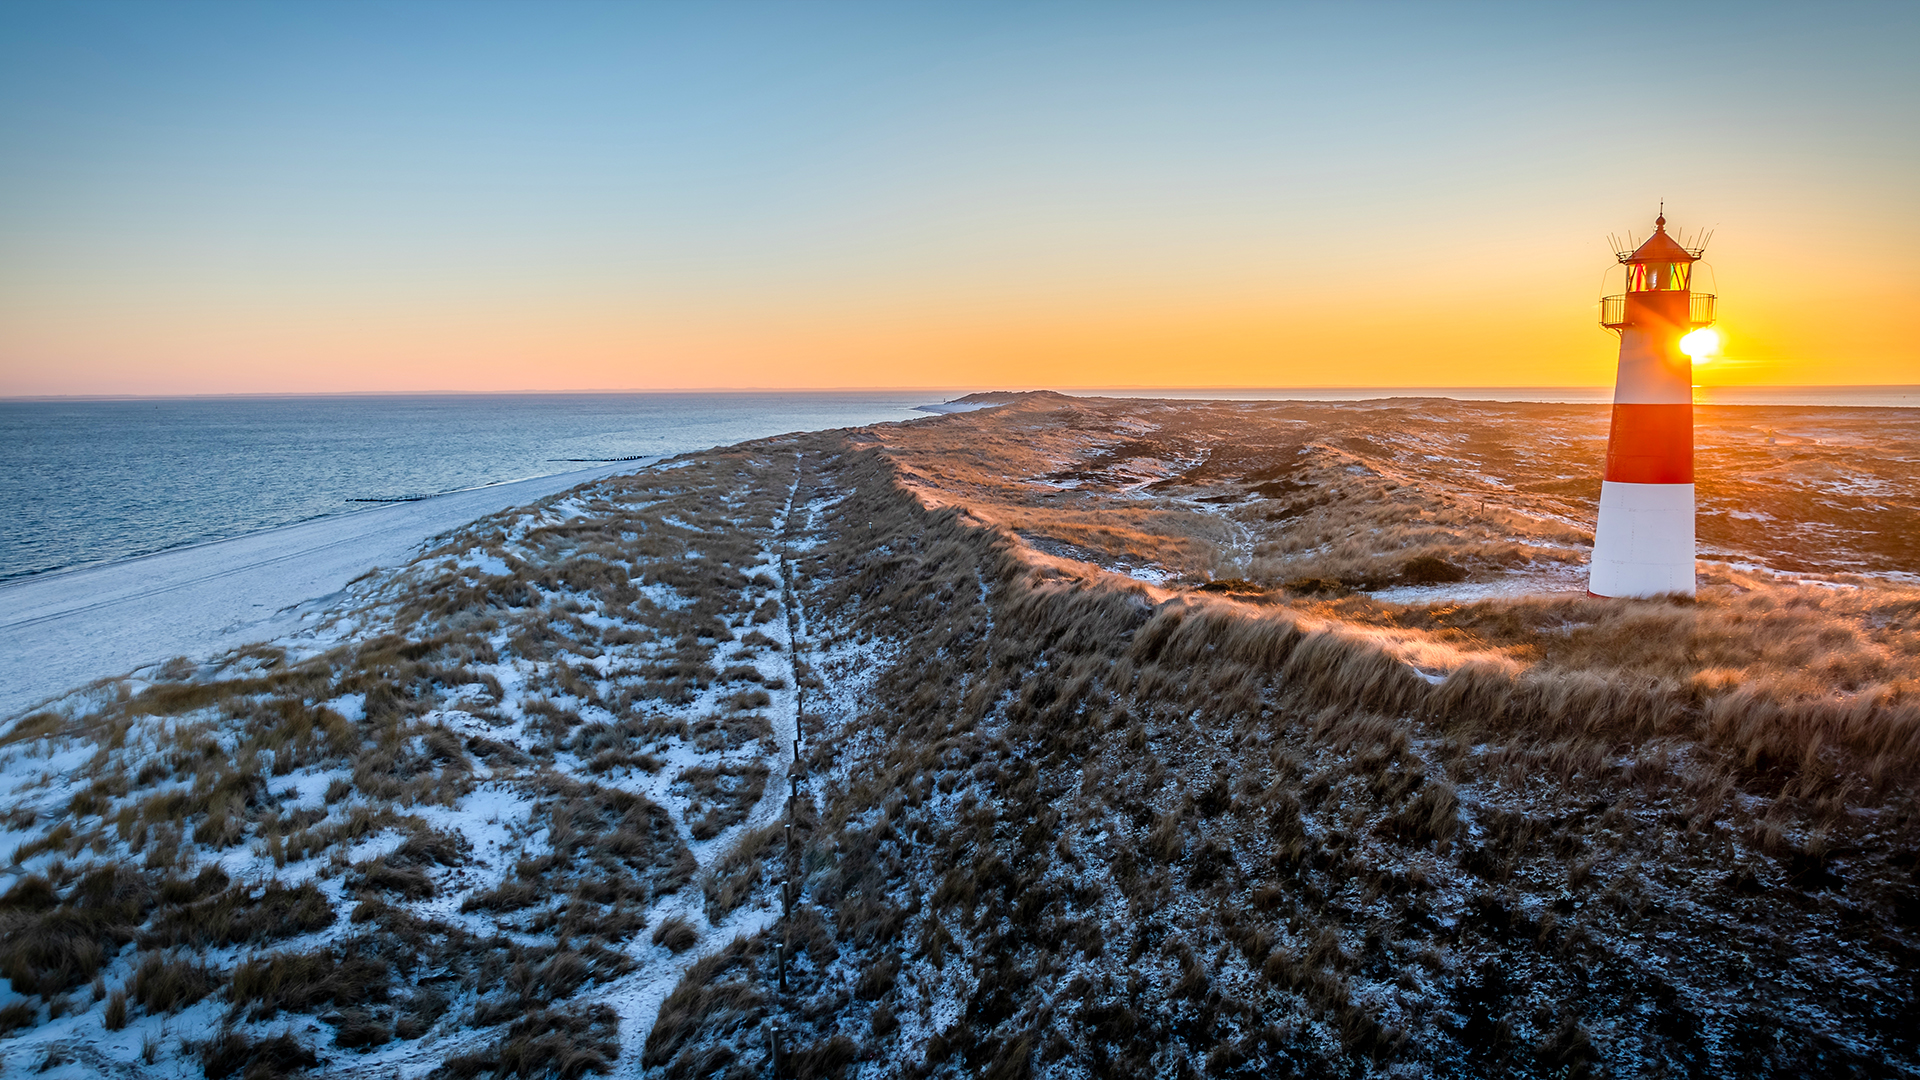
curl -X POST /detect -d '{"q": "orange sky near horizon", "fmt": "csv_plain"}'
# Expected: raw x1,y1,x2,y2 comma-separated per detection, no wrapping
1,4,1915,397
7,217,1911,396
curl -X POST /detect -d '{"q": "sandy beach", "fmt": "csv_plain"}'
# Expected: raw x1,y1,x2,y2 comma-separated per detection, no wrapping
0,460,640,719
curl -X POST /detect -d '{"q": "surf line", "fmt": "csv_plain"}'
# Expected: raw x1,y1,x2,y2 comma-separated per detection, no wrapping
545,455,653,462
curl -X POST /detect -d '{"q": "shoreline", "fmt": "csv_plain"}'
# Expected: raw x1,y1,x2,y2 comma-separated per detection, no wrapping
0,459,645,720
10,391,1918,720
0,390,950,583
0,464,644,588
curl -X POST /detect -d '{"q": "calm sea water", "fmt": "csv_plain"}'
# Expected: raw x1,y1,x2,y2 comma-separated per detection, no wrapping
0,392,936,581
3,386,1912,582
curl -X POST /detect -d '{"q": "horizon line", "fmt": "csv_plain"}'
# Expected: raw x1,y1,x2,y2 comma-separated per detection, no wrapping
7,383,1919,403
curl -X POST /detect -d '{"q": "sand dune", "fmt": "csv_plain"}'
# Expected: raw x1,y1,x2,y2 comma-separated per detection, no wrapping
2,397,1916,1076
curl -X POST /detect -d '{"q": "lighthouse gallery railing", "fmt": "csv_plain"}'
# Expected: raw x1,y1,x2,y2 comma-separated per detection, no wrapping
1598,293,1716,331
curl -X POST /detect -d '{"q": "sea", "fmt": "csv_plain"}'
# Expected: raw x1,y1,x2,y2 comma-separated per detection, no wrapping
3,386,1914,582
0,391,939,582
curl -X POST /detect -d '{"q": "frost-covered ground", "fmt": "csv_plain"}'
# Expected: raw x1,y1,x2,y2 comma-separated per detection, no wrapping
642,395,1920,1078
1,395,1917,1078
0,442,823,1077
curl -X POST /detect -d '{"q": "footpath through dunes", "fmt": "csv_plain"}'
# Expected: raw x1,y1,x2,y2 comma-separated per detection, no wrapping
0,396,1917,1078
0,441,826,1076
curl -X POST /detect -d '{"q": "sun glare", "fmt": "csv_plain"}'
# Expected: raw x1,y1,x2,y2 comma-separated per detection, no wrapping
1679,327,1721,362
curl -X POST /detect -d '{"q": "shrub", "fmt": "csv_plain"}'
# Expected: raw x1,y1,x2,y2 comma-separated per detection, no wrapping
132,950,220,1012
435,1004,619,1079
724,689,772,712
228,948,391,1019
332,1005,393,1050
1402,555,1470,584
789,1034,860,1079
643,939,763,1069
1,713,62,747
0,999,36,1036
0,908,119,996
155,866,231,907
701,824,780,923
672,764,769,841
197,1027,319,1080
652,916,698,953
0,876,56,911
142,880,335,949
348,861,435,900
461,881,542,914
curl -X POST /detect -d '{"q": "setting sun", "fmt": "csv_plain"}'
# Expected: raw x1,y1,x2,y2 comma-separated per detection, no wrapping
1680,327,1721,361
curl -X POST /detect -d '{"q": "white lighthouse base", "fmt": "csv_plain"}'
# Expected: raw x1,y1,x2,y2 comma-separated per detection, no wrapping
1589,481,1696,598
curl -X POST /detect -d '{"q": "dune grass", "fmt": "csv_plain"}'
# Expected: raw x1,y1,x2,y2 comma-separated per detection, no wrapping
1,395,1913,1076
646,396,1920,1078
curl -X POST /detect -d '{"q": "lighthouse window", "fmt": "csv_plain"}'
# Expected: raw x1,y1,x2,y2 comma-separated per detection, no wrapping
1627,262,1690,292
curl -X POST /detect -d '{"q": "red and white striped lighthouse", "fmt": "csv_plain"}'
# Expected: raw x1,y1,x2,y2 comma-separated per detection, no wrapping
1589,213,1716,598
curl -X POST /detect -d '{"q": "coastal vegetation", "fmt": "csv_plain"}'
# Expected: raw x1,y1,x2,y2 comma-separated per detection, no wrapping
0,393,1915,1077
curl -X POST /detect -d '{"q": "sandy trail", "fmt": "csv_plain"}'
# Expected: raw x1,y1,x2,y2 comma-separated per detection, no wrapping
0,461,640,719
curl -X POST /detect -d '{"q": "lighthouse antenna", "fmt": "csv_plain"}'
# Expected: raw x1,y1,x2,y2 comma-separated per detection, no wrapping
1679,227,1714,259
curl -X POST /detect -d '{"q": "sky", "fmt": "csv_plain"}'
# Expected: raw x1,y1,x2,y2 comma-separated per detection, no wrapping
1,1,1916,396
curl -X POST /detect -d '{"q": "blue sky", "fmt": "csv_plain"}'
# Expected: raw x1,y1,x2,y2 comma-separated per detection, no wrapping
2,1,1915,392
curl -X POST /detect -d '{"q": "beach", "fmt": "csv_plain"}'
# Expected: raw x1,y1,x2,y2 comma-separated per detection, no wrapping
0,461,635,718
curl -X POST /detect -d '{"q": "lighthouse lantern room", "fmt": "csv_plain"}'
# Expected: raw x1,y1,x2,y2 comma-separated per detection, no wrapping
1589,213,1716,598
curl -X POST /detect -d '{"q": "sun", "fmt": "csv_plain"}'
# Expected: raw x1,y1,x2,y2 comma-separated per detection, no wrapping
1679,327,1721,362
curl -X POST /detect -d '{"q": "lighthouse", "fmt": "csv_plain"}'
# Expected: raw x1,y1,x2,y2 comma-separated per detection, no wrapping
1589,213,1716,598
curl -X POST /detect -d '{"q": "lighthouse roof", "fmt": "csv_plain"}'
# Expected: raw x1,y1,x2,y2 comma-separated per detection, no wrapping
1623,214,1699,264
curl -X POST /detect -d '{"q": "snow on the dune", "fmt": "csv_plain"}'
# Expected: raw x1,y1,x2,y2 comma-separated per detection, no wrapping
1363,562,1592,606
0,462,642,721
0,444,831,1076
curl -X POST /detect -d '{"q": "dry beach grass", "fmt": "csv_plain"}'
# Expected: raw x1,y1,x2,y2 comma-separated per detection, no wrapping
0,393,1915,1078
